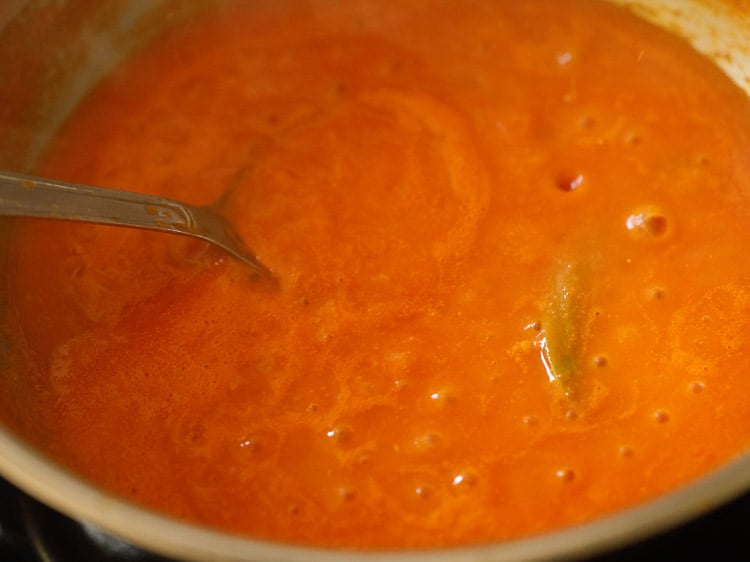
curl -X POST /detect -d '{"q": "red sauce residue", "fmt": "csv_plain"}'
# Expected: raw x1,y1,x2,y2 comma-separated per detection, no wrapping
4,0,750,549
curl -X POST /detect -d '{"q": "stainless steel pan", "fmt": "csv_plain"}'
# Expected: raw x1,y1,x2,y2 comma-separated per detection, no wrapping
1,1,749,560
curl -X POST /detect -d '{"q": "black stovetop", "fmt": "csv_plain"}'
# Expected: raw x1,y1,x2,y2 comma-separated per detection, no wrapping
2,475,749,561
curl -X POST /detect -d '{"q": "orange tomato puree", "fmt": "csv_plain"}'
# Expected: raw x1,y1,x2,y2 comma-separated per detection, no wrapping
4,0,750,549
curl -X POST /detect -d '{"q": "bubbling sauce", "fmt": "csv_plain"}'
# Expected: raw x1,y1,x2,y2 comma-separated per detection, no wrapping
4,0,750,549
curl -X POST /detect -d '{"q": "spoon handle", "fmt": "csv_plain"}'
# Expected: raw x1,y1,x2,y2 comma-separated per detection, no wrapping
0,170,274,280
0,171,196,233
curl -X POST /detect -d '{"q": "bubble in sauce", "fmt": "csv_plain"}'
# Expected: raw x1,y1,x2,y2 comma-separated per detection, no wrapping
649,286,666,301
654,410,670,424
288,503,306,517
555,468,576,482
624,132,643,146
556,51,573,66
233,430,279,463
451,471,477,490
555,172,584,192
338,486,356,501
580,116,596,130
526,319,542,332
239,436,262,452
428,389,456,407
689,381,705,393
626,207,669,239
394,378,409,392
326,425,353,445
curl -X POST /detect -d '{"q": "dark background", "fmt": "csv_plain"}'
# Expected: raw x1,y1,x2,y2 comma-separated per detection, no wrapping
2,475,749,561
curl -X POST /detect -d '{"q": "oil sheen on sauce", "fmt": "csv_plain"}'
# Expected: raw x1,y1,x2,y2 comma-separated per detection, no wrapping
4,0,750,549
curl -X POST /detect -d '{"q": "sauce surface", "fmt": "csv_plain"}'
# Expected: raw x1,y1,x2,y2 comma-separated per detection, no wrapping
4,0,750,549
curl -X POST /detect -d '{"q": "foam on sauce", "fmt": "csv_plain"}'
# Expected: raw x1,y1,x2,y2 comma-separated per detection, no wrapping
4,0,750,549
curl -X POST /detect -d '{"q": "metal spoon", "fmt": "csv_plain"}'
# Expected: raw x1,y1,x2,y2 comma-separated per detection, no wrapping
0,170,273,280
